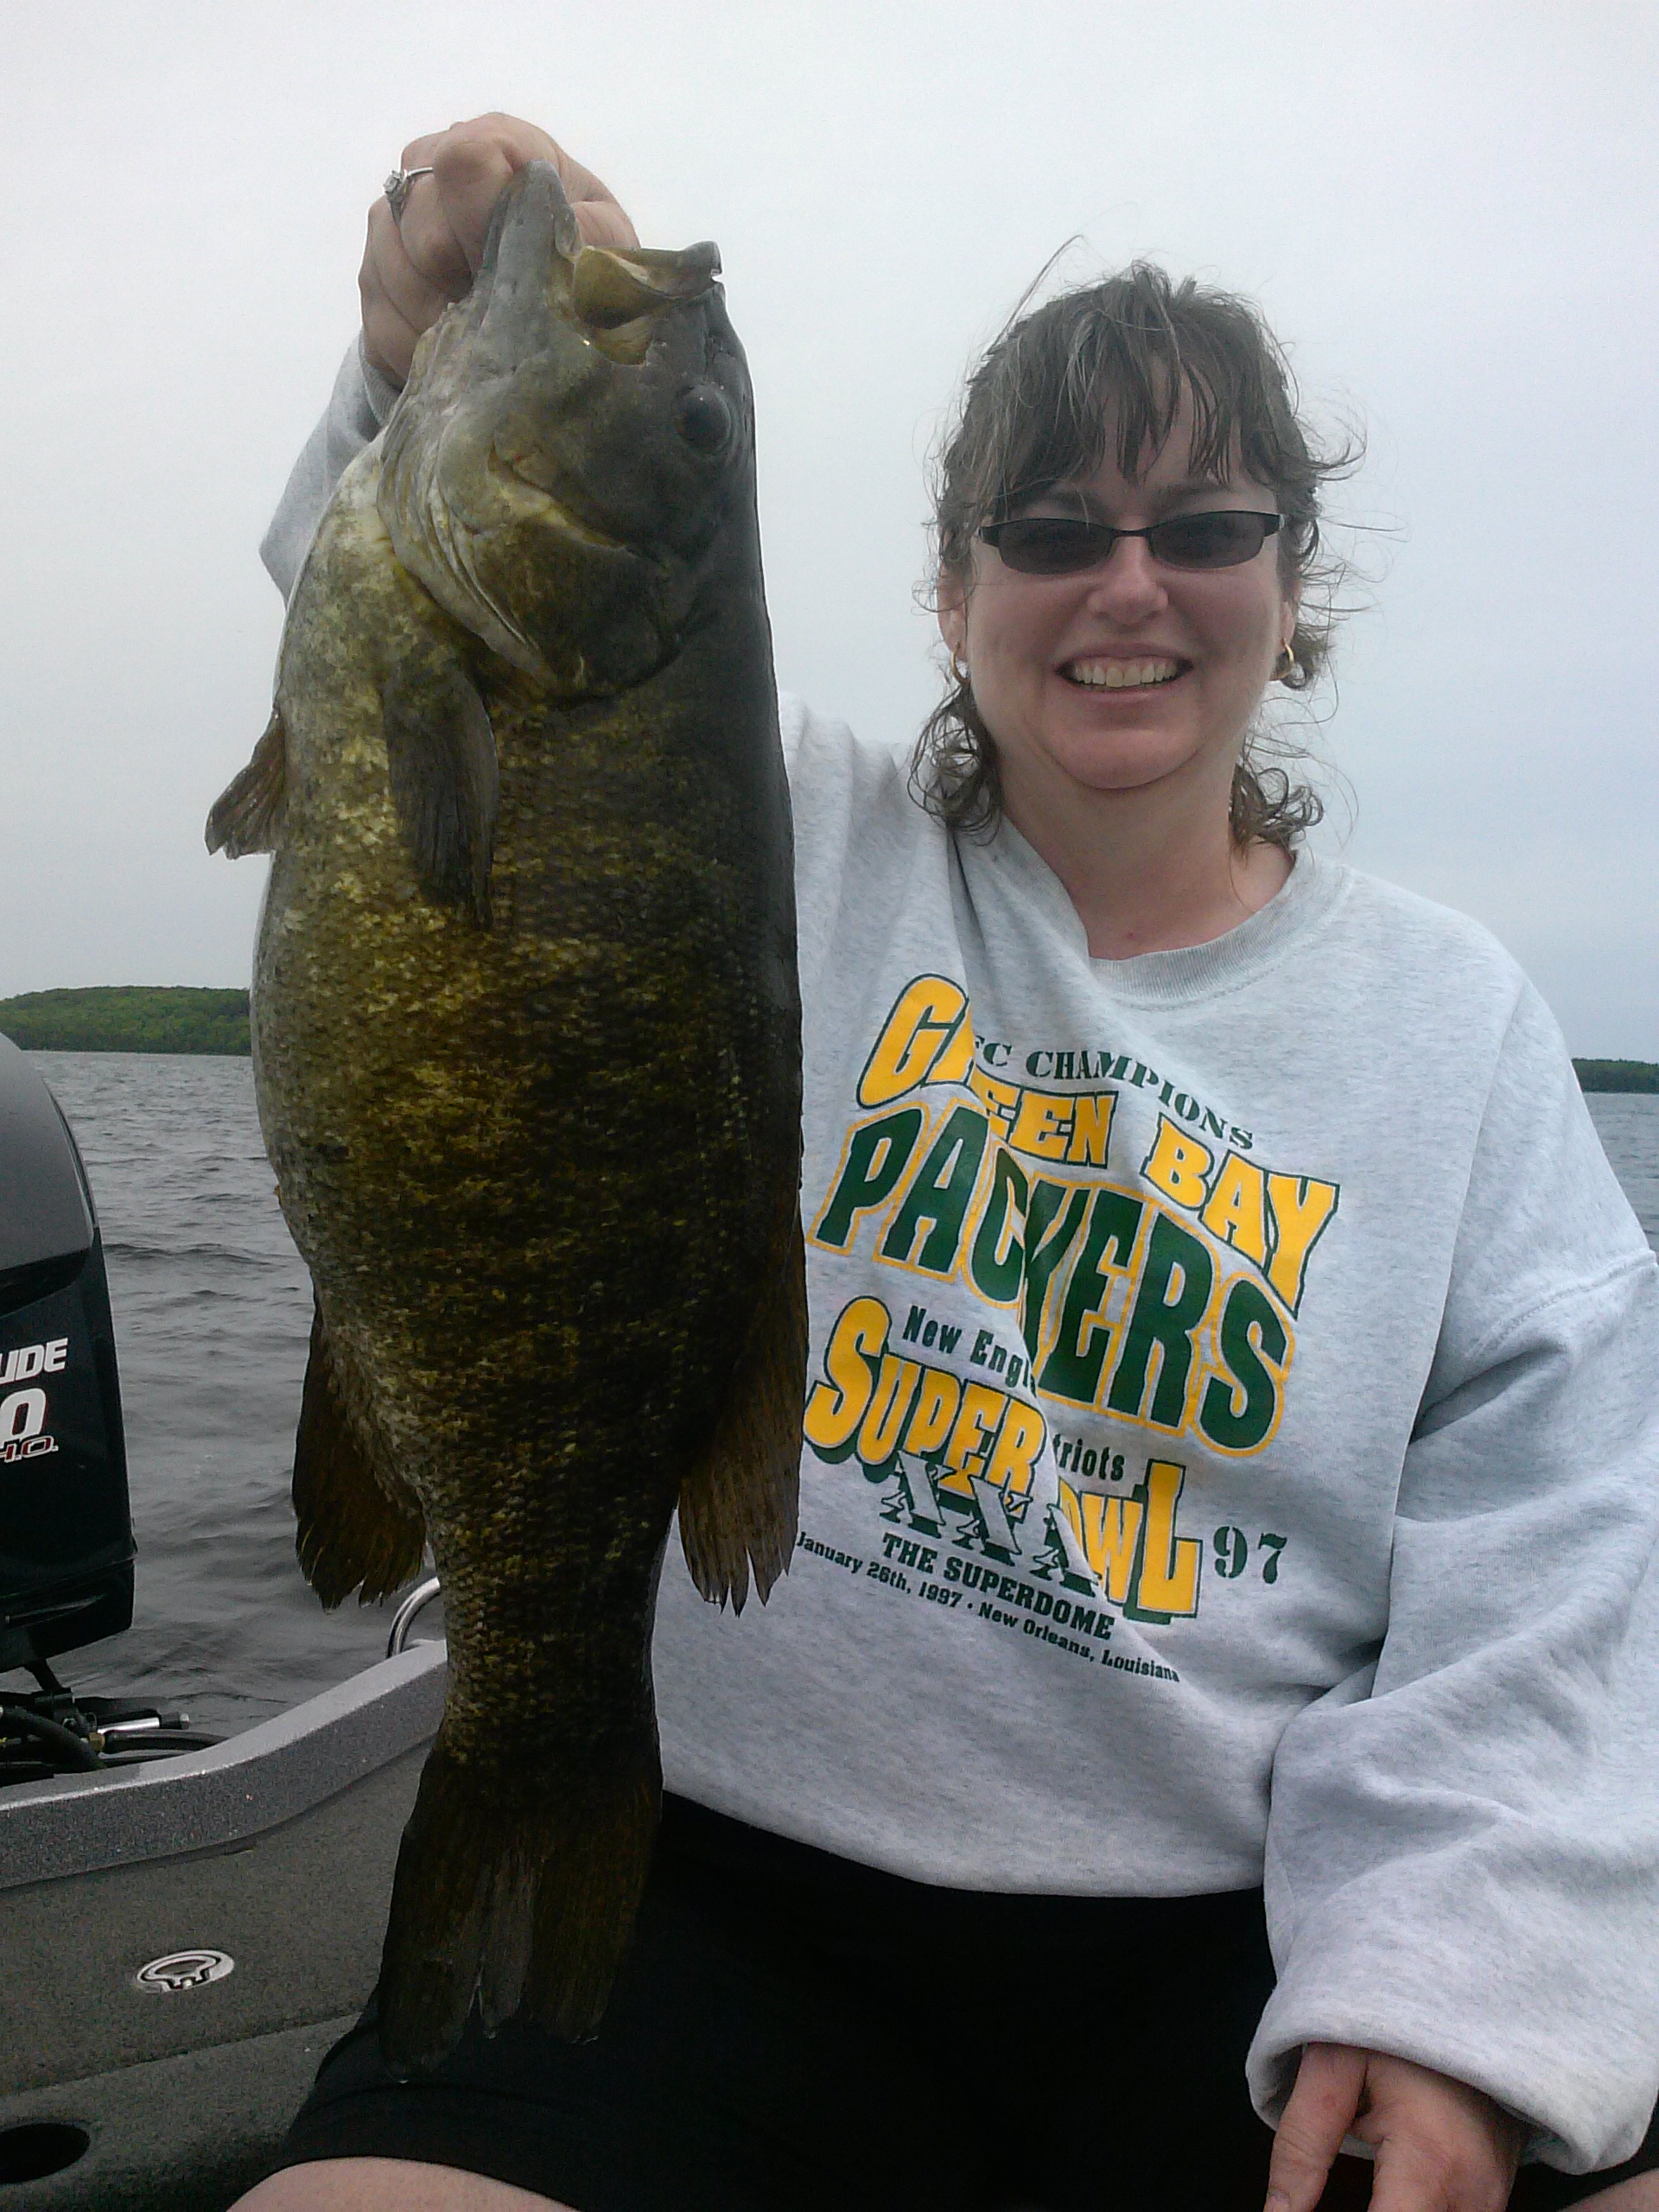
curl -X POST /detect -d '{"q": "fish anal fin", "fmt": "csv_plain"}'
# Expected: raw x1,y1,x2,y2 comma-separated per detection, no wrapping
377,1729,660,2073
294,1294,426,1608
381,659,499,925
678,1212,806,1614
206,709,288,857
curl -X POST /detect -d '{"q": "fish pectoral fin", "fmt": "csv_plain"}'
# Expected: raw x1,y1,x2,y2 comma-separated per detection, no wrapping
294,1294,427,1607
381,659,499,925
377,1728,659,2073
678,1211,807,1615
206,709,288,856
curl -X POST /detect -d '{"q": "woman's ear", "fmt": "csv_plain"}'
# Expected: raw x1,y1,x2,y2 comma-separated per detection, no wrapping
937,570,967,659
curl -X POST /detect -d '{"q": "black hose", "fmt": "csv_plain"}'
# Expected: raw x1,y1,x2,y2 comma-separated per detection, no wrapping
0,1705,100,1771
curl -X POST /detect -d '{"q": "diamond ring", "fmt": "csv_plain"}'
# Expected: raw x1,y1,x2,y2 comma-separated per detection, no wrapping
384,166,435,221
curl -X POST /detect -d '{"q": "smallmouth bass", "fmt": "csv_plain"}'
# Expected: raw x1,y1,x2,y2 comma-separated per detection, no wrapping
208,162,804,2071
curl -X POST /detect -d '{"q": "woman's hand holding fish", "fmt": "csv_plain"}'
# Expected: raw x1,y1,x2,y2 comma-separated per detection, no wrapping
361,112,637,383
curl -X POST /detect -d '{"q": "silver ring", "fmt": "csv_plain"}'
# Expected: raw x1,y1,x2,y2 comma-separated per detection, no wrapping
384,166,435,222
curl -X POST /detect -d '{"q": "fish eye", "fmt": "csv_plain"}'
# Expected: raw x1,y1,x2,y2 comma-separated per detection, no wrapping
674,383,734,458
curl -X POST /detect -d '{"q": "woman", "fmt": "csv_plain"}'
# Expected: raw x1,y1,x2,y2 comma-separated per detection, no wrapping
236,117,1659,2212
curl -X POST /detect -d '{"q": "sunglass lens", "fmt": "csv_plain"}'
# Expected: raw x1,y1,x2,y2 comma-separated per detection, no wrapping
1150,512,1270,568
991,518,1116,575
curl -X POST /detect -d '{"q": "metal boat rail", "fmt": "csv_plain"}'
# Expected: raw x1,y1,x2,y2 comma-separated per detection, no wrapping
385,1575,442,1658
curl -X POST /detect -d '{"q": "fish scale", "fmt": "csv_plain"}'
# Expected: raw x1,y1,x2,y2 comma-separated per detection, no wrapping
208,161,804,2070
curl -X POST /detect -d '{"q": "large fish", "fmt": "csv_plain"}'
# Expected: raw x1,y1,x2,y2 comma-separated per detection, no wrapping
207,162,804,2071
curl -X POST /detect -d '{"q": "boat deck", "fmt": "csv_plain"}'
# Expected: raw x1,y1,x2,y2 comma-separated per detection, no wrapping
0,1642,445,2208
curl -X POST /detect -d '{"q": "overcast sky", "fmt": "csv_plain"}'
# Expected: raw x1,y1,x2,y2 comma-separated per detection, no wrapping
3,1,1656,1051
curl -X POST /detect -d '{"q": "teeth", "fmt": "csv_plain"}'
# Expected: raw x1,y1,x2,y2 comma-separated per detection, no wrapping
1065,658,1182,690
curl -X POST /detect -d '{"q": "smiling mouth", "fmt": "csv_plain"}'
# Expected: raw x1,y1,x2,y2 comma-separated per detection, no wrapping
1061,656,1187,690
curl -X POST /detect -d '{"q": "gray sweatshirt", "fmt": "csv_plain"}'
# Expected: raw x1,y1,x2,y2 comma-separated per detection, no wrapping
264,345,1659,2175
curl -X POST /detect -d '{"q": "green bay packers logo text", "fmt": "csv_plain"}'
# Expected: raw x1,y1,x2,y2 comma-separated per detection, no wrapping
811,976,1340,1454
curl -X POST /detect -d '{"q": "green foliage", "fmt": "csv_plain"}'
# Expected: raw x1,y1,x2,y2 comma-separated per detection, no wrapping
0,987,251,1056
1573,1058,1659,1094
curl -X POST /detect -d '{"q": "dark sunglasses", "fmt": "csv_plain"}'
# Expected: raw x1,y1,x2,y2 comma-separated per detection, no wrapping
978,509,1281,576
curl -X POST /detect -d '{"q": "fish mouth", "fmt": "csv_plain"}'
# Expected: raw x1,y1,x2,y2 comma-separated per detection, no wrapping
566,239,722,366
1059,653,1190,690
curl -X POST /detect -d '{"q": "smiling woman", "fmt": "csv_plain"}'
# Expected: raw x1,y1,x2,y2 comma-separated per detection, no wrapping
922,263,1345,831
925,264,1350,959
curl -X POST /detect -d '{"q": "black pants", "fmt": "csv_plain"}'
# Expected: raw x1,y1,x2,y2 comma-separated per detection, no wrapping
276,1796,1659,2212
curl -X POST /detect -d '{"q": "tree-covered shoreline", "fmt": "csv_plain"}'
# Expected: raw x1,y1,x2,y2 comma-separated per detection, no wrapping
0,987,251,1056
2,988,1656,1090
1573,1059,1659,1094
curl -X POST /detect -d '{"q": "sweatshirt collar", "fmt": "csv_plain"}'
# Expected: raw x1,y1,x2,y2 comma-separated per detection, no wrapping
969,819,1347,1007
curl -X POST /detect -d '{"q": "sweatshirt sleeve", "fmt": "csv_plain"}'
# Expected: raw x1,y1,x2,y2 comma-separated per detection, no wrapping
260,334,403,600
1249,982,1659,2173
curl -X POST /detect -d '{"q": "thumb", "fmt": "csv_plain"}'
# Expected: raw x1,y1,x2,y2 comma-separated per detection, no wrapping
1267,2044,1368,2212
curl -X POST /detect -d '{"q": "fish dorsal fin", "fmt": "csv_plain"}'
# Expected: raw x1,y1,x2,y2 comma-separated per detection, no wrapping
677,1211,807,1612
206,709,288,857
381,660,500,926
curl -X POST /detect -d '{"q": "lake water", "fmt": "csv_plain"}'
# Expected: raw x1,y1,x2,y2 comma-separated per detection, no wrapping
16,1054,397,1734
9,1054,1659,1737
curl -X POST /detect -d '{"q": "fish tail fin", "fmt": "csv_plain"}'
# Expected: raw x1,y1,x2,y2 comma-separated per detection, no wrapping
678,1214,806,1614
294,1295,427,1606
376,1729,660,2074
207,709,288,856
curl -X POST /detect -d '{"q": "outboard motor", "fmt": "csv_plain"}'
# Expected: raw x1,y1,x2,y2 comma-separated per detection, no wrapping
0,1033,134,1675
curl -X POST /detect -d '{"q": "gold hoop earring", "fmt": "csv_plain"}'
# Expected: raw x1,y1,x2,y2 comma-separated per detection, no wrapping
950,652,971,689
1274,643,1296,682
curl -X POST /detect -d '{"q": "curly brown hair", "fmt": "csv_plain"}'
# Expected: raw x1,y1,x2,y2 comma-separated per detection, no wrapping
916,260,1355,845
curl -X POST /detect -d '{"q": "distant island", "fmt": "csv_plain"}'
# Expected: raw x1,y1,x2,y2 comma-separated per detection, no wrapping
0,987,251,1056
1574,1059,1659,1094
1,988,1656,1090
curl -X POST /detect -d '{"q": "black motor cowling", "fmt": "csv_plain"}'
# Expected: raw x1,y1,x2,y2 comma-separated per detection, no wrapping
0,1034,133,1669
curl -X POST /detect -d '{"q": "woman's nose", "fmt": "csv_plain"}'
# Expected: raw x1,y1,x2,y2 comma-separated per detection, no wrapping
1083,537,1169,620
